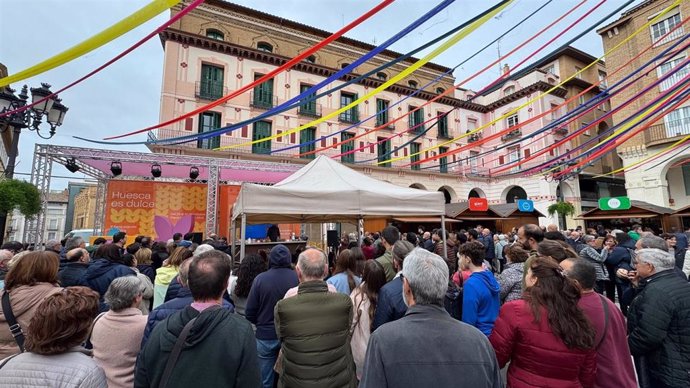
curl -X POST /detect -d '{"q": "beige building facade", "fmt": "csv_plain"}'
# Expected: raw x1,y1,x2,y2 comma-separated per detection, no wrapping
150,0,615,230
72,185,97,230
598,0,689,212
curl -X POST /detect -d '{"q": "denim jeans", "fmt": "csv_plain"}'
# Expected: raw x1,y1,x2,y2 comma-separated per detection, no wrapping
256,338,281,388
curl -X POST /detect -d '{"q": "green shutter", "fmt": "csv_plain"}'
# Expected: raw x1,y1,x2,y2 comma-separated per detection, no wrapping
197,112,221,149
411,143,420,171
341,133,354,163
252,121,272,154
300,128,316,159
439,146,448,173
683,165,690,195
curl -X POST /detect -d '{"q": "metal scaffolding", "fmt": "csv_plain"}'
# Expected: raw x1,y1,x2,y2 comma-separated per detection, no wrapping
23,144,301,248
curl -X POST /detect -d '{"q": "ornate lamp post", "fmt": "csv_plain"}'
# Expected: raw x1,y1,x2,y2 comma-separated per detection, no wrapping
0,83,69,244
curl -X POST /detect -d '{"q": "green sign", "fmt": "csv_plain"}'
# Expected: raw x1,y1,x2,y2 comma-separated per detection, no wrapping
599,196,631,211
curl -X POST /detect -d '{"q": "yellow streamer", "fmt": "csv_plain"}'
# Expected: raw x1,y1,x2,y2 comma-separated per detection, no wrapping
217,0,513,150
541,87,682,176
0,0,180,88
380,0,683,165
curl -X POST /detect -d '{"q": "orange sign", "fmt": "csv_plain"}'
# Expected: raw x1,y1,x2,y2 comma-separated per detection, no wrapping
469,198,489,211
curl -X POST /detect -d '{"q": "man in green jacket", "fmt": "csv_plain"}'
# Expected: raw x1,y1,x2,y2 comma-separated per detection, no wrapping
376,226,400,282
274,248,356,388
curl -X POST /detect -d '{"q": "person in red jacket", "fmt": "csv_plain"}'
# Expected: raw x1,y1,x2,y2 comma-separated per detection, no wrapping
489,256,596,388
560,258,637,388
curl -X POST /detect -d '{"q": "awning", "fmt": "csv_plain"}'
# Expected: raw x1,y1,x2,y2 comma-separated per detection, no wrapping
453,216,509,221
573,214,657,220
393,217,462,223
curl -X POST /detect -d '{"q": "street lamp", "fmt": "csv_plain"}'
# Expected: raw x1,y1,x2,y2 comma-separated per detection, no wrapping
0,83,69,244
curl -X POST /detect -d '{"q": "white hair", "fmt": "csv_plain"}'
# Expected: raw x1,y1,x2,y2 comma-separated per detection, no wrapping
402,248,448,306
104,276,142,311
193,244,215,257
636,248,675,272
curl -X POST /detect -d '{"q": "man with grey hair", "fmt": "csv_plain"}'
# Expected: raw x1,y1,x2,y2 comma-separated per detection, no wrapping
274,248,356,387
627,248,690,388
360,248,501,388
44,239,62,254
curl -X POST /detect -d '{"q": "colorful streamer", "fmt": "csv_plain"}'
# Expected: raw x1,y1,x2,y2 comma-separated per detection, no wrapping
0,0,180,88
0,0,205,119
102,0,397,140
389,0,680,167
216,0,512,150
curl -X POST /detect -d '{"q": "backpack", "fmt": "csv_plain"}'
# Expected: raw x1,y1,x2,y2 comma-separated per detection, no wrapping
444,276,463,321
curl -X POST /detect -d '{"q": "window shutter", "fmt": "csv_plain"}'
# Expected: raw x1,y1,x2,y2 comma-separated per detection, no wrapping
360,142,364,152
404,148,408,157
291,133,296,143
321,138,326,147
185,118,193,131
241,125,248,138
524,148,531,158
499,155,504,164
277,130,282,142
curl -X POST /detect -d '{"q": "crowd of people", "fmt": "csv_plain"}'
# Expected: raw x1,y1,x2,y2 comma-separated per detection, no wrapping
0,222,688,388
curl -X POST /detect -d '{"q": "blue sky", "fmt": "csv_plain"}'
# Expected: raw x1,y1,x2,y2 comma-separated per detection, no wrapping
0,0,637,188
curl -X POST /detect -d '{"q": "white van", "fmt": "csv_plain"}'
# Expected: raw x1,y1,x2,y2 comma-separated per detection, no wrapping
64,229,101,246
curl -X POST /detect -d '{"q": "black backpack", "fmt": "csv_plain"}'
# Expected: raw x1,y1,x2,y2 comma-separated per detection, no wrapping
444,276,463,320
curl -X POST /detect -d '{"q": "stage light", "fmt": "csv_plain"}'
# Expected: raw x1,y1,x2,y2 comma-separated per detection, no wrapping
151,164,162,178
65,158,80,173
189,167,199,180
110,161,122,177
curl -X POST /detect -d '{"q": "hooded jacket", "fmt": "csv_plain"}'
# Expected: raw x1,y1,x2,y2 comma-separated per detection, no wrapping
153,265,178,309
462,270,500,336
58,261,89,287
135,306,261,388
0,283,62,359
245,244,298,340
80,258,135,312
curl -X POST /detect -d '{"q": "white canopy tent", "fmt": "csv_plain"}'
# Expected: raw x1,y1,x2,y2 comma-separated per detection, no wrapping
231,155,447,259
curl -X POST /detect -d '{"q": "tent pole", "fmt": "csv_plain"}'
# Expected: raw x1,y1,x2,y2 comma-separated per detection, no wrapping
240,214,247,262
441,215,448,260
358,218,364,245
230,219,236,262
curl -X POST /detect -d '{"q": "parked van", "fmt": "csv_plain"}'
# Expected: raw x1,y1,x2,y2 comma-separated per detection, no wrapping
64,229,101,246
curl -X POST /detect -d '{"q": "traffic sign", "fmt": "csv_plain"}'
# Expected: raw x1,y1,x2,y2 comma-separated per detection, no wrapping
517,199,534,212
599,196,631,210
469,197,488,211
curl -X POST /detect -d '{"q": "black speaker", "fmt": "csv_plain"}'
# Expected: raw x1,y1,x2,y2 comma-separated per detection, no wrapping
327,230,339,247
190,232,203,245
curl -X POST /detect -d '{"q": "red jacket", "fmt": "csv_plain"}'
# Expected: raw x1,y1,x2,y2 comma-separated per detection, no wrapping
489,300,596,388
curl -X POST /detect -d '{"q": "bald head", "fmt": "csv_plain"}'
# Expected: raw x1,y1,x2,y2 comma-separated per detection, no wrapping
547,224,558,232
297,248,328,282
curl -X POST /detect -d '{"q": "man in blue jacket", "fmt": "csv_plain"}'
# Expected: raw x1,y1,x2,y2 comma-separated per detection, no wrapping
245,244,299,388
458,241,500,336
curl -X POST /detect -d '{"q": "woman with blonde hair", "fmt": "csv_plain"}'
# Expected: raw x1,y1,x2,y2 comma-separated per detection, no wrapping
0,251,62,359
153,246,192,308
0,287,106,387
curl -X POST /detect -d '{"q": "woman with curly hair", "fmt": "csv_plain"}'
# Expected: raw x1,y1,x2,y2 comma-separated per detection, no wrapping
489,256,596,388
229,254,267,316
350,260,386,380
0,286,106,387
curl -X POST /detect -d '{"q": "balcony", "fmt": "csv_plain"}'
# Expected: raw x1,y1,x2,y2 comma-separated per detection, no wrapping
250,91,277,110
195,81,227,100
297,103,322,118
644,119,690,146
339,110,359,124
501,129,522,141
553,126,568,136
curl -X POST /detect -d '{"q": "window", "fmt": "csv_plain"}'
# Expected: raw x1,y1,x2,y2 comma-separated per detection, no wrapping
469,151,479,174
252,121,272,154
468,118,478,131
439,147,448,173
436,87,445,94
508,146,520,172
298,84,318,116
206,29,224,40
409,105,425,133
665,106,690,137
47,232,56,240
376,72,387,81
339,92,358,123
47,219,58,230
341,62,351,70
300,128,316,159
543,64,555,75
578,93,586,106
305,55,316,64
581,122,591,136
658,56,688,91
575,66,583,79
550,104,559,120
197,112,221,149
252,74,274,109
506,114,519,129
341,133,355,163
437,112,449,138
410,143,420,171
650,12,683,44
199,64,224,100
598,70,607,88
257,41,273,52
376,99,389,127
503,85,515,95
408,80,418,88
377,138,391,167
682,164,690,196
